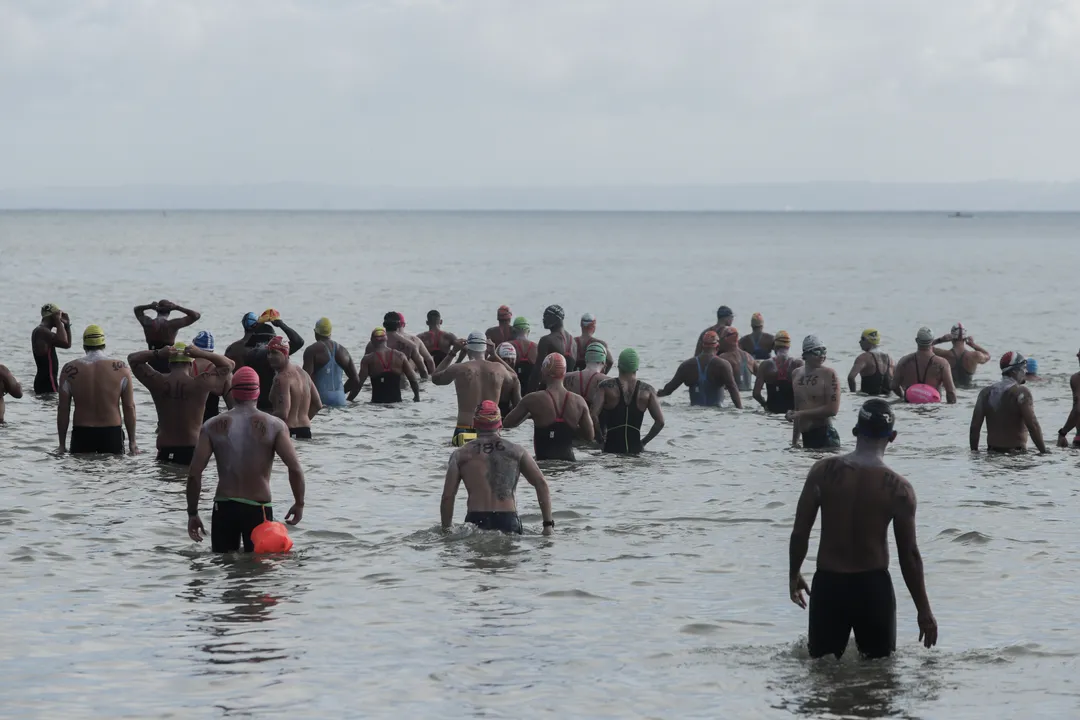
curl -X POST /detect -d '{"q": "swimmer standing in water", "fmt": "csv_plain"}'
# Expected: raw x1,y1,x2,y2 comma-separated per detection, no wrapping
931,324,990,388
1055,348,1080,448
440,400,554,536
486,306,516,346
495,343,522,417
133,300,201,373
573,313,613,372
31,304,71,394
190,331,229,422
302,317,360,407
789,399,937,659
739,312,775,361
718,327,758,393
353,327,421,404
58,325,138,455
418,310,459,366
847,329,894,396
129,342,234,465
969,352,1048,454
893,327,957,404
529,305,576,391
224,312,258,367
509,317,538,391
788,336,842,450
658,331,741,408
364,312,431,378
267,336,322,440
0,363,22,424
503,354,594,462
565,342,610,407
186,366,305,553
433,332,518,446
591,349,665,454
695,305,735,355
753,331,802,414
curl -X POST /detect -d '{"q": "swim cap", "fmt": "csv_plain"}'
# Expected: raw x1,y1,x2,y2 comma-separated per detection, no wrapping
802,335,826,357
702,331,720,348
473,400,502,432
856,399,895,438
169,342,193,363
581,312,596,327
383,311,401,331
231,366,260,402
371,326,387,342
397,312,406,328
83,324,105,348
496,342,517,361
315,317,332,337
916,327,934,346
466,331,487,352
774,331,791,348
861,329,880,347
242,312,258,330
585,341,607,363
41,303,61,318
716,305,733,320
1000,351,1026,375
513,316,530,332
1026,358,1038,375
618,348,639,373
193,330,214,351
542,353,567,379
951,323,966,340
258,309,281,324
497,305,512,321
721,326,739,343
267,335,290,355
544,304,565,321
751,312,764,328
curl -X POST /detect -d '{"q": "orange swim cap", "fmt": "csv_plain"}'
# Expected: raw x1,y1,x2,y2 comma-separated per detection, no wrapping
251,520,293,553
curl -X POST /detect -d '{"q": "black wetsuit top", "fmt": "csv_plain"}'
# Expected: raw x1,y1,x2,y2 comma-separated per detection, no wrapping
951,349,974,387
511,340,533,392
602,380,644,455
861,352,892,396
370,350,403,404
766,356,796,414
32,326,65,394
533,391,576,461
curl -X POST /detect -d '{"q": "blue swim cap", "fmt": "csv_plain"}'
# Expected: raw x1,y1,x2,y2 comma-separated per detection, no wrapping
242,312,258,330
193,330,214,351
1026,358,1038,375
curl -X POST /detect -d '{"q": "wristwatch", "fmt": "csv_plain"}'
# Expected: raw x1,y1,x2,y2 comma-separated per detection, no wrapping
542,520,555,528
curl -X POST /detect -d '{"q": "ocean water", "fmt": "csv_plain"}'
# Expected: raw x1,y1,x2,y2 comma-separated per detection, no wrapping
1,211,1079,719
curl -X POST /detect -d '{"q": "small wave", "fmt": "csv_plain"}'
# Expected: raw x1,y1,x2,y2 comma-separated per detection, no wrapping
952,530,992,544
540,589,611,600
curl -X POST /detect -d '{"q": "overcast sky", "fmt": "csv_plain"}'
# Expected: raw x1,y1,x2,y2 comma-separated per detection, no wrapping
3,1,1078,188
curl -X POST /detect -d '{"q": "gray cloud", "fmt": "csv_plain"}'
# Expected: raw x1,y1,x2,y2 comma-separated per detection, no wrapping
3,0,1080,188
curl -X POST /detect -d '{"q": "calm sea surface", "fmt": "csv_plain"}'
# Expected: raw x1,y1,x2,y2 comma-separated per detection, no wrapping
2,211,1079,719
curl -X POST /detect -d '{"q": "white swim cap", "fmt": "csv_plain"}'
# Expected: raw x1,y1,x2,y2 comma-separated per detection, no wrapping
466,331,487,352
496,342,517,361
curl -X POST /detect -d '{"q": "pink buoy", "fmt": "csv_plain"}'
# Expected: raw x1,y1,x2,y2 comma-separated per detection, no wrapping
905,383,941,404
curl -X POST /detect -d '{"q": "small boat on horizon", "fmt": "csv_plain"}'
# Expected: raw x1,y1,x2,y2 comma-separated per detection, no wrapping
949,212,974,218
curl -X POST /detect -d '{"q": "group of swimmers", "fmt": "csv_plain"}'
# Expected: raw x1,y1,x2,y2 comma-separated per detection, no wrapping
7,299,1079,660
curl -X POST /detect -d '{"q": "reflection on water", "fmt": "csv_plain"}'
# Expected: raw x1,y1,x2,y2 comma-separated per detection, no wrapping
4,211,1080,716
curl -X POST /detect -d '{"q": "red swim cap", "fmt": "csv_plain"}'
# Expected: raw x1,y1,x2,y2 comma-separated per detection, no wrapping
497,305,512,321
231,366,260,402
542,353,567,379
721,326,739,342
702,330,720,347
268,336,290,355
473,400,502,431
397,312,405,328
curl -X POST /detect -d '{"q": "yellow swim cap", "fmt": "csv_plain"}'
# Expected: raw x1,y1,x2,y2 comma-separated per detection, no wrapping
169,342,193,363
41,303,61,318
315,317,332,336
83,324,106,348
774,331,791,348
861,329,880,346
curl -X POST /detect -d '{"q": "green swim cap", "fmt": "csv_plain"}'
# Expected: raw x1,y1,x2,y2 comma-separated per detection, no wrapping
513,316,530,331
618,348,639,373
585,342,607,363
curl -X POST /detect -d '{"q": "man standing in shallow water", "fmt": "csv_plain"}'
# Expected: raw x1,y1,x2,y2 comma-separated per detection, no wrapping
969,351,1048,454
58,325,139,455
789,399,937,659
788,336,842,450
440,400,554,536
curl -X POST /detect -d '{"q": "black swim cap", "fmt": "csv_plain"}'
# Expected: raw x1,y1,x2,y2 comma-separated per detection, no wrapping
544,304,565,321
855,398,895,438
383,311,401,331
717,305,733,319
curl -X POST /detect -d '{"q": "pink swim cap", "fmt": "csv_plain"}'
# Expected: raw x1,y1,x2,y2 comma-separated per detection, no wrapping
231,366,260,402
267,336,289,355
542,353,567,379
473,400,503,431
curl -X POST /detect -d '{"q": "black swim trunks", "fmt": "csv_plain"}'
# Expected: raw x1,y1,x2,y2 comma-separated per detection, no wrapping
289,427,312,440
157,446,195,465
464,511,523,534
802,425,841,450
809,568,896,659
211,499,274,553
70,426,124,455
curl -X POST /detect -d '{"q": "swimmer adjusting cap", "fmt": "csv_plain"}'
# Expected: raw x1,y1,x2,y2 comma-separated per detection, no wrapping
258,308,281,324
497,305,512,321
473,400,502,431
315,317,332,336
193,330,214,351
169,342,193,363
951,323,966,340
83,324,105,348
466,331,487,351
1000,351,1026,375
585,342,607,363
231,367,260,401
856,399,895,438
802,335,826,357
496,342,517,360
268,335,290,355
861,329,880,347
513,316,530,331
1026,358,1038,375
542,353,567,379
41,303,61,318
751,312,764,328
916,327,934,346
774,331,791,348
618,348,639,373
